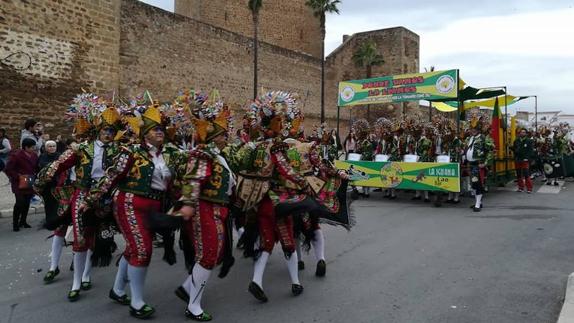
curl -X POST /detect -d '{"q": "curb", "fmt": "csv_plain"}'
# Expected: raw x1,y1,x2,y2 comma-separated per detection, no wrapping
0,205,44,218
558,272,574,323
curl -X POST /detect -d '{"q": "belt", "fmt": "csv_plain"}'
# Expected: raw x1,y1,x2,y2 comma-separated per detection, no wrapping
121,188,166,201
143,189,166,201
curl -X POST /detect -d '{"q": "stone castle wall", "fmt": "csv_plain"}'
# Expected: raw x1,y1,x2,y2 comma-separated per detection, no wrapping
120,0,322,128
325,27,421,127
0,0,121,140
0,0,419,140
174,0,323,58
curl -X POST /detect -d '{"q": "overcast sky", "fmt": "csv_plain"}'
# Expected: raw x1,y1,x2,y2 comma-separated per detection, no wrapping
141,0,574,114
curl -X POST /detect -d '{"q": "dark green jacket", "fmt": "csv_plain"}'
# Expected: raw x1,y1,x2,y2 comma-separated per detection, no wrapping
513,137,535,161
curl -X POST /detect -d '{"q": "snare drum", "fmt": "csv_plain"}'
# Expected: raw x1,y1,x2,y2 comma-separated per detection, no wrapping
347,153,361,161
375,154,389,162
403,154,419,163
436,155,451,163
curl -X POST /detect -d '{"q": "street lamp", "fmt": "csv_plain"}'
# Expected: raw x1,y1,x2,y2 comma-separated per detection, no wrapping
519,95,538,132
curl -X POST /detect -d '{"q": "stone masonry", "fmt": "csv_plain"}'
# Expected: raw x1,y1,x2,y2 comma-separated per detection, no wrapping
0,0,419,139
174,0,323,59
0,0,121,139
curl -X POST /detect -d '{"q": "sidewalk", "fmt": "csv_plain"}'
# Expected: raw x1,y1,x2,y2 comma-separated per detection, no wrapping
0,172,44,218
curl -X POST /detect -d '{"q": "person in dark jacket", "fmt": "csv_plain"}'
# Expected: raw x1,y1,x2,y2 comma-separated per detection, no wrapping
38,141,62,229
513,128,535,193
5,138,39,231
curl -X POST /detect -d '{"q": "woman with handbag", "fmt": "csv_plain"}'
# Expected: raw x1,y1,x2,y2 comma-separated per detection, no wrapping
5,138,39,231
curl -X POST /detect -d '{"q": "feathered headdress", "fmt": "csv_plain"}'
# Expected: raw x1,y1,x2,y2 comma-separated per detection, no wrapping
189,89,231,143
352,119,370,140
248,91,300,137
65,92,109,138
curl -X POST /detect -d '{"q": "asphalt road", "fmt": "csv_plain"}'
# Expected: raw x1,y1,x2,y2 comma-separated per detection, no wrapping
1,182,573,323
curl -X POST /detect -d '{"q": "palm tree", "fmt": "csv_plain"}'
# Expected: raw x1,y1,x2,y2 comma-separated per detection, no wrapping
352,39,385,119
249,0,263,100
306,0,341,123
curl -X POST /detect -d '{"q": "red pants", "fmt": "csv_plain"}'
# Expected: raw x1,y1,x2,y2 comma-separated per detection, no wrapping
70,189,95,252
114,191,161,267
258,197,295,255
515,161,533,191
184,200,228,270
54,224,67,238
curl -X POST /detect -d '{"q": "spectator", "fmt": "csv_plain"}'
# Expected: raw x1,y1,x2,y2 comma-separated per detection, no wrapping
20,119,44,154
38,140,60,169
5,138,39,231
0,128,12,172
38,141,61,230
56,135,67,154
344,130,357,159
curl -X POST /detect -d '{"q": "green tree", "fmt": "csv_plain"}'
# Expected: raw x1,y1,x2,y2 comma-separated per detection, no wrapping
249,0,263,100
306,0,341,123
352,39,385,119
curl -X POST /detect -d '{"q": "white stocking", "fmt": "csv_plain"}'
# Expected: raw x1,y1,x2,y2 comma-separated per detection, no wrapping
50,236,65,271
71,251,87,291
113,256,129,296
295,237,302,261
284,253,300,285
182,275,193,294
311,229,325,261
475,194,483,208
187,264,212,316
127,265,148,309
82,249,93,283
252,251,270,288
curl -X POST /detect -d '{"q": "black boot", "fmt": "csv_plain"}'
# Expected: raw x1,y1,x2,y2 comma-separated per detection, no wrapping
13,209,20,232
248,282,268,302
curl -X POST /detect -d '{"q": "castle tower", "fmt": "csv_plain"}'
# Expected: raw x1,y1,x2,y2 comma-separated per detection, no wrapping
175,0,322,58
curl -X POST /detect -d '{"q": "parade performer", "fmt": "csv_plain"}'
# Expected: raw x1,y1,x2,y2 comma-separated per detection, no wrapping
413,124,434,202
171,91,235,321
444,125,463,204
354,119,372,197
84,99,185,319
287,137,351,278
237,91,309,303
382,122,405,199
35,93,121,301
464,119,492,212
41,148,76,284
542,128,567,186
512,128,535,193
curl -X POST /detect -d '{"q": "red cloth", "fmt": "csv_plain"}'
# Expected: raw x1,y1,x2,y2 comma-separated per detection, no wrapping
184,200,228,269
4,149,38,195
69,189,95,252
114,191,161,267
515,161,533,191
54,225,67,238
257,197,295,254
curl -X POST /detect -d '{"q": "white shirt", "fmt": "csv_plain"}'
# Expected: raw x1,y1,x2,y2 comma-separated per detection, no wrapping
466,136,476,162
148,144,171,191
91,140,106,179
0,138,11,156
215,153,236,196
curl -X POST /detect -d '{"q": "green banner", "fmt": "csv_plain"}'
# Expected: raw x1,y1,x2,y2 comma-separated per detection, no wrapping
335,160,460,192
338,69,459,107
